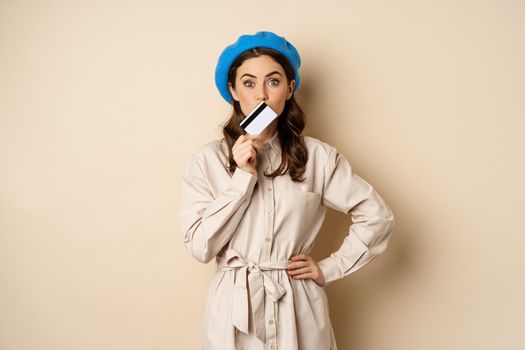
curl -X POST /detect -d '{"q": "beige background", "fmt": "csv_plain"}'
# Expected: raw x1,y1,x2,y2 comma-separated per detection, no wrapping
1,0,524,349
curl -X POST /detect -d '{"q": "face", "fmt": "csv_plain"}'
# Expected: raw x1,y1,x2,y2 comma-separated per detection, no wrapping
228,55,295,116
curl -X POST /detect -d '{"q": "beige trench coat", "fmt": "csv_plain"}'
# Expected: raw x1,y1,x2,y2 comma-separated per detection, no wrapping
179,131,395,350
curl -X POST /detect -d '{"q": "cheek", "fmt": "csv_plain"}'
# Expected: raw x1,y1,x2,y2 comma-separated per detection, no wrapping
234,91,251,112
238,98,256,116
271,88,288,107
275,85,290,100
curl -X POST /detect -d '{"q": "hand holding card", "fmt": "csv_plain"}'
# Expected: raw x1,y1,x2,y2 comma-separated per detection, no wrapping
231,134,260,175
239,101,278,135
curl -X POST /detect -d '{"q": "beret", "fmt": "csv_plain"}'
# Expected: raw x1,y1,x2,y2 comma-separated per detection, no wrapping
214,31,301,104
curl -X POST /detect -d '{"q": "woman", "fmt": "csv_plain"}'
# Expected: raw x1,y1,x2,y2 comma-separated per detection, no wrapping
180,31,395,350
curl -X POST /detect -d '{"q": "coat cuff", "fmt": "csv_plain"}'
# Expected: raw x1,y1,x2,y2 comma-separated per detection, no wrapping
229,167,258,198
317,233,370,286
317,257,342,286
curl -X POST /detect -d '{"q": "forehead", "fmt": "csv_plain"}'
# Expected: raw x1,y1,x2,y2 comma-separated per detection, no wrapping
236,55,285,77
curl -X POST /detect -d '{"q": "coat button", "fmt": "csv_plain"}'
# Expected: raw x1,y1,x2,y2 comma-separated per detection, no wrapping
266,237,271,242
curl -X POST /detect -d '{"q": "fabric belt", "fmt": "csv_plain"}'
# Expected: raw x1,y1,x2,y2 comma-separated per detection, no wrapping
216,248,289,344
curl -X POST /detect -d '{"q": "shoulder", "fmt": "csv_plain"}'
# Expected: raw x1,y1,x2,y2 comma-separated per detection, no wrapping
304,135,337,159
303,135,352,172
183,138,229,170
190,138,226,159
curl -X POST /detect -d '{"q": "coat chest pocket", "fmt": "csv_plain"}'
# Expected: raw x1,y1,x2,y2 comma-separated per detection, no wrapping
276,188,323,242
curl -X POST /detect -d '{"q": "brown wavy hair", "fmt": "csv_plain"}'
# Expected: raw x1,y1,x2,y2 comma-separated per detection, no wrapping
221,47,308,182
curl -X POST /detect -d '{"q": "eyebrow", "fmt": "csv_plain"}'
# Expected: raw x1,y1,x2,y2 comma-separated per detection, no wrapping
240,71,283,79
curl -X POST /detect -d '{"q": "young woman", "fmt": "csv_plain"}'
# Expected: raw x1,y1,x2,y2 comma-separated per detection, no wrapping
180,31,395,350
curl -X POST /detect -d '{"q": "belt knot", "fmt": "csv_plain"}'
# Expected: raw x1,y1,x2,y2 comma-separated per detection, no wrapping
216,248,289,344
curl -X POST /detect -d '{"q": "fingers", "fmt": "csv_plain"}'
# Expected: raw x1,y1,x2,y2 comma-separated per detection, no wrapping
239,133,259,140
287,254,325,285
234,134,259,148
289,272,315,280
287,267,312,276
233,134,262,172
287,257,313,277
232,136,261,158
290,254,309,261
237,147,257,163
287,260,310,270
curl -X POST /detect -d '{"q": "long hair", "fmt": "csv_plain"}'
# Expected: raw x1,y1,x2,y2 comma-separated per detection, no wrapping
221,47,308,182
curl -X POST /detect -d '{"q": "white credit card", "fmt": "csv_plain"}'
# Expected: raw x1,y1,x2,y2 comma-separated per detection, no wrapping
239,101,278,135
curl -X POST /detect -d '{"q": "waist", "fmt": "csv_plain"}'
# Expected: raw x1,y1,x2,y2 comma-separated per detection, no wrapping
214,248,289,344
216,249,289,272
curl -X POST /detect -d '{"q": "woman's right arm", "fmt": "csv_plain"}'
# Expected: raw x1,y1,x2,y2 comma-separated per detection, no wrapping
179,135,260,263
179,156,258,263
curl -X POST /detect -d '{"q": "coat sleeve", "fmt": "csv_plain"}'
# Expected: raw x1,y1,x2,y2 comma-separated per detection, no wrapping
317,146,395,285
179,155,258,263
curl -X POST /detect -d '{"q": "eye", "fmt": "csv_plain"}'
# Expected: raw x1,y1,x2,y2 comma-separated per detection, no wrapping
243,80,254,88
268,79,280,87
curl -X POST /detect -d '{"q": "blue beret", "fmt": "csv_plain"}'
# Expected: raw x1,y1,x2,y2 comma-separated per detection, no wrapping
214,31,301,104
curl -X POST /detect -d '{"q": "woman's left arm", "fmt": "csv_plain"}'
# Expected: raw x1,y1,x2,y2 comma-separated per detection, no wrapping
315,146,396,286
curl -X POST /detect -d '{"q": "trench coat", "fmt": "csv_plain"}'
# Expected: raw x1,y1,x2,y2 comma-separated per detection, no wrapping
179,130,395,349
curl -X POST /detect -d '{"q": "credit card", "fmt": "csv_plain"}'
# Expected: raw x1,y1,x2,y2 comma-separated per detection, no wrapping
239,101,278,135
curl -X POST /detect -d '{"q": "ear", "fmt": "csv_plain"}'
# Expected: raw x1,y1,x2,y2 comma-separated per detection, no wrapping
286,79,296,100
228,82,239,102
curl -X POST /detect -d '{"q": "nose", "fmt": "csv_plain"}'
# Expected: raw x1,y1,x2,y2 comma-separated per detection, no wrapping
255,83,268,101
